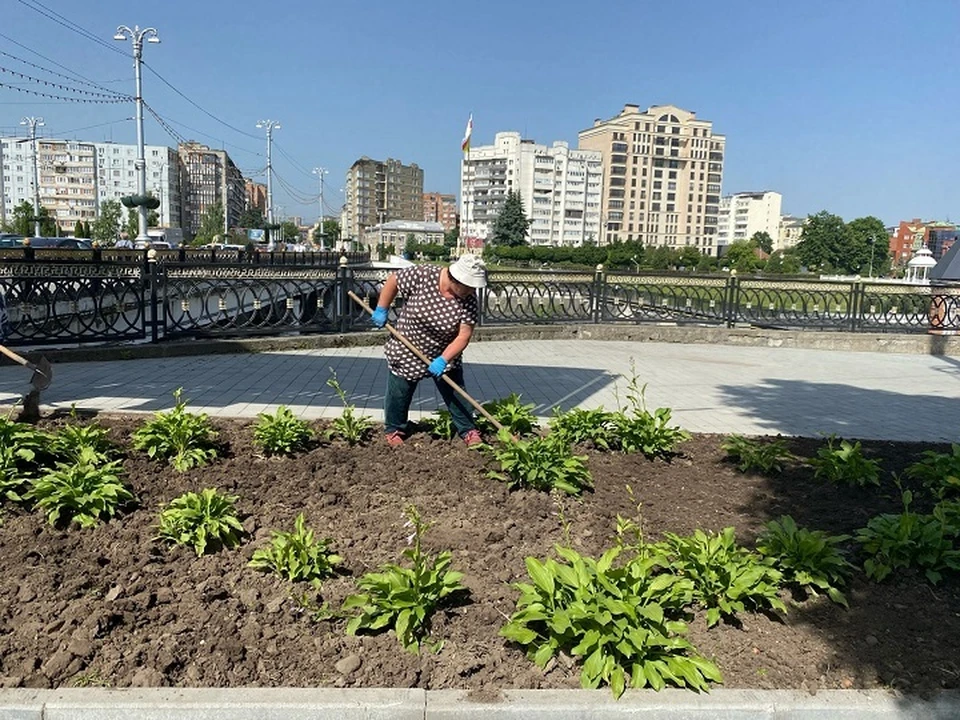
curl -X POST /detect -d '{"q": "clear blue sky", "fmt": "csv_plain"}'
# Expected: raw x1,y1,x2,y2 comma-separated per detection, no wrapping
2,0,957,226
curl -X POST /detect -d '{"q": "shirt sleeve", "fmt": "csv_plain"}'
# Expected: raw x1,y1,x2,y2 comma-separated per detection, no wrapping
396,265,424,297
460,294,479,326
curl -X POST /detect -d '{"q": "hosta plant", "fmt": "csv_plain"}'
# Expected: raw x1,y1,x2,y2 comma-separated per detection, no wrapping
756,515,853,606
249,513,342,584
27,447,134,528
613,370,689,458
343,505,468,653
501,542,722,698
157,488,245,556
486,429,593,496
477,393,539,437
253,406,313,456
855,489,960,584
132,388,218,471
811,436,881,488
548,407,618,450
325,371,374,445
905,444,960,500
420,410,456,440
50,421,115,464
0,418,49,503
661,527,786,627
721,435,793,475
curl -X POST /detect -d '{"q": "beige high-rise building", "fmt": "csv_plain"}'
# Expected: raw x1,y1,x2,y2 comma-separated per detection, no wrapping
578,103,725,254
343,157,424,240
177,142,244,235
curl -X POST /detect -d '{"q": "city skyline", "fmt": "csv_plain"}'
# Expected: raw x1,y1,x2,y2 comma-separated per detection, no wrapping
1,0,957,228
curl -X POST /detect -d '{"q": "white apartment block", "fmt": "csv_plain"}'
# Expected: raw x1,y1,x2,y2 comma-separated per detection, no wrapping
460,132,603,246
778,214,805,251
0,136,181,233
716,191,782,252
578,104,725,255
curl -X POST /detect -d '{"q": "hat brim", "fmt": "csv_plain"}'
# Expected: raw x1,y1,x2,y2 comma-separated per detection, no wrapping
449,268,487,289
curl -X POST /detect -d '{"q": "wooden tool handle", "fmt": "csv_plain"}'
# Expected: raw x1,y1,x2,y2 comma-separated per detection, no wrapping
0,344,32,369
348,290,505,433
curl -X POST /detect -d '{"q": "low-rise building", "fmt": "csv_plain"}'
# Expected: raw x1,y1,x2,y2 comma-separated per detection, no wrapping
778,214,806,251
361,220,444,254
888,219,958,264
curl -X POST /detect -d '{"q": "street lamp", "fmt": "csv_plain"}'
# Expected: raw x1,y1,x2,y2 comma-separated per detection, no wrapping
114,24,160,243
255,120,280,225
19,116,44,237
868,235,877,278
312,166,328,248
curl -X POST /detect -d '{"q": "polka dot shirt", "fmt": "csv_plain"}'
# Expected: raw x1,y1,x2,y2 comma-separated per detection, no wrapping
385,264,478,381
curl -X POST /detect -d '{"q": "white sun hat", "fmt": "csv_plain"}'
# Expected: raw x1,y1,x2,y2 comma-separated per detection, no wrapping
448,254,488,288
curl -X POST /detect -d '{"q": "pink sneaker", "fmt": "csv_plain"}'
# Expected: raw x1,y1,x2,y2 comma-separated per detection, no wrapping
385,431,405,447
462,429,483,447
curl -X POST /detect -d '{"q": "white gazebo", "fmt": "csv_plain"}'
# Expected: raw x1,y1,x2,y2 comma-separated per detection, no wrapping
906,246,937,283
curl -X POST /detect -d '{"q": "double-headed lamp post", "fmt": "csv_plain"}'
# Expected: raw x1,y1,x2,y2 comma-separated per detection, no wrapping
19,116,44,237
114,24,160,243
311,167,328,248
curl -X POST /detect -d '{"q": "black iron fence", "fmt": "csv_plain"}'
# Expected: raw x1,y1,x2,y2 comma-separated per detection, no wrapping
0,257,958,348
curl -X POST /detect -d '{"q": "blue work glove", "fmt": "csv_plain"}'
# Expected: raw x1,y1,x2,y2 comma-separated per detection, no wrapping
428,356,448,378
371,306,389,328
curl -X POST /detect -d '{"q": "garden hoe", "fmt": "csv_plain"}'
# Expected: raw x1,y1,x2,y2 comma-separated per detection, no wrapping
0,344,52,423
347,291,507,434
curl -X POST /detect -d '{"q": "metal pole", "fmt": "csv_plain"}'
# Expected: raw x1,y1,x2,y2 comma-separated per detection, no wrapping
20,117,44,236
312,167,327,249
869,235,876,278
256,120,280,227
115,25,159,243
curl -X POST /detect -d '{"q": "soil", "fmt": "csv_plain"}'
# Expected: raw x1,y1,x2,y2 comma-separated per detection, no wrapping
0,416,957,695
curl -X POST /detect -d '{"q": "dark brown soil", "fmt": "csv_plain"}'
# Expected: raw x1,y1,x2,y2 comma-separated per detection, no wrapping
0,416,957,694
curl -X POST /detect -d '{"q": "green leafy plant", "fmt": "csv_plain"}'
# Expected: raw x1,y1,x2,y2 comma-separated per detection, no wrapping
50,421,115,464
721,435,793,474
0,418,50,503
249,513,341,584
325,370,374,445
420,410,457,440
253,406,313,456
548,407,618,450
343,505,468,653
811,436,881,487
906,444,960,500
661,528,786,627
486,428,593,496
477,393,539,437
157,488,245,556
131,388,218,471
501,541,721,698
855,489,960,584
612,368,689,458
27,447,134,528
756,516,853,606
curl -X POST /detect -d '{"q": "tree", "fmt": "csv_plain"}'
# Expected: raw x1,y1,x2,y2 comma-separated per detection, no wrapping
795,211,851,273
647,245,679,270
444,226,459,249
677,246,702,269
312,218,339,248
490,191,531,247
846,216,891,277
73,220,84,239
723,240,761,272
11,200,56,237
237,207,264,229
125,207,159,239
278,221,302,246
750,231,774,254
696,254,719,272
92,200,124,245
764,250,802,275
193,202,225,246
82,221,92,239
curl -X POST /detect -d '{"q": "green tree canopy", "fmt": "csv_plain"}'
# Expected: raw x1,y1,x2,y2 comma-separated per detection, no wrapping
125,207,159,239
193,202,225,246
92,200,124,245
723,240,761,272
312,218,339,247
795,211,852,273
750,231,774,254
677,245,703,269
846,216,891,276
490,191,531,247
237,207,264,229
73,220,84,239
278,221,302,245
12,200,56,237
444,226,459,249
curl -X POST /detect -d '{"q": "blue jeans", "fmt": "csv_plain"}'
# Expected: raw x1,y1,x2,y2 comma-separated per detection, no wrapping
384,366,476,437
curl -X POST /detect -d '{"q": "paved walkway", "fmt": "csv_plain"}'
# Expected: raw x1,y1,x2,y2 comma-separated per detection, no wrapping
0,339,956,442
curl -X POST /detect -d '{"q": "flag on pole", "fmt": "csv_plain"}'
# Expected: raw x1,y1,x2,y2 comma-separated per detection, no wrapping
461,114,473,155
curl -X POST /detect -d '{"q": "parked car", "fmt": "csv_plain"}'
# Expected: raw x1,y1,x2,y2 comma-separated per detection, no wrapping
0,234,24,248
26,237,93,249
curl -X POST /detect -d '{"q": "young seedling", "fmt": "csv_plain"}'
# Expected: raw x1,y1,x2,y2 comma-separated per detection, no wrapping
249,513,341,584
721,434,793,475
157,488,245,556
811,435,881,488
253,406,313,457
477,393,539,437
132,388,218,471
325,370,374,445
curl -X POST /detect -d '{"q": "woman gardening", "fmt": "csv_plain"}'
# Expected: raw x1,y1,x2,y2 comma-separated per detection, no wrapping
371,254,487,447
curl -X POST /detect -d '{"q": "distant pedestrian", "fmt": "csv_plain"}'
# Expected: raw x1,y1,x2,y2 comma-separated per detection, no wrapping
115,233,133,249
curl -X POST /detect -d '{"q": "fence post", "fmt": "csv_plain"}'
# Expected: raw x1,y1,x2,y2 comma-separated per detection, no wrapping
723,273,739,327
850,280,863,332
592,264,605,323
147,248,160,343
338,255,351,333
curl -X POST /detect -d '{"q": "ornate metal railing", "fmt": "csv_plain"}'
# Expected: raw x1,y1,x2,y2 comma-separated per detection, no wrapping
0,258,958,347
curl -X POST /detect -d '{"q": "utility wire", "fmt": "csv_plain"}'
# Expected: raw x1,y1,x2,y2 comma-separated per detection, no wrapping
0,31,125,94
0,49,129,97
273,141,315,179
0,80,128,103
149,113,263,157
142,102,187,145
14,0,127,57
0,65,131,99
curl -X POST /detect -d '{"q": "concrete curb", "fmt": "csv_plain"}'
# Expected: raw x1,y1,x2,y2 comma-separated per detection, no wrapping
0,688,957,719
21,323,960,364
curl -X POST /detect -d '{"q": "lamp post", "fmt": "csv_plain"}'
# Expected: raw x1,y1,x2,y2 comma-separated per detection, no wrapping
113,24,159,243
868,235,876,278
312,167,328,249
20,116,44,237
255,120,280,226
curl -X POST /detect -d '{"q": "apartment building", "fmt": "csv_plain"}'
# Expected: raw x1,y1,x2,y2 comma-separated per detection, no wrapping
95,142,180,229
177,142,245,235
423,192,458,232
716,191,782,252
245,180,267,215
890,219,959,264
578,104,725,254
778,214,805,251
459,131,603,246
361,220,445,254
343,157,424,240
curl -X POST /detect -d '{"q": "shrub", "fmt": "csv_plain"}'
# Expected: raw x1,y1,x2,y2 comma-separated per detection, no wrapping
132,388,218,471
50,422,115,464
477,393,539,437
0,418,50,503
548,407,618,450
253,406,313,456
661,528,786,627
343,505,467,653
325,371,373,445
855,489,960,584
906,444,960,500
501,543,721,697
756,516,853,606
249,513,341,584
721,435,793,474
486,429,593,496
27,447,134,528
811,436,881,487
157,488,244,556
420,410,456,440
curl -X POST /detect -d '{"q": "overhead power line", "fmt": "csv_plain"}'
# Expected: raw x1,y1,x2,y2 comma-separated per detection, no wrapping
0,50,129,97
14,0,126,57
142,102,187,145
0,80,128,104
273,141,315,179
0,30,125,94
0,65,131,99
